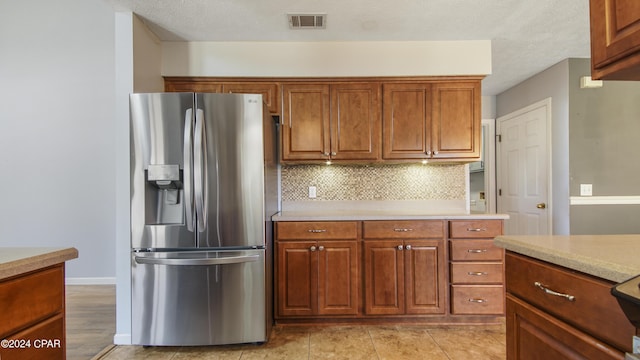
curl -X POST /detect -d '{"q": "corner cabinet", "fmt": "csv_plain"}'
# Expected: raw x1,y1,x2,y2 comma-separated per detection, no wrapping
589,0,640,80
382,80,480,161
281,82,381,162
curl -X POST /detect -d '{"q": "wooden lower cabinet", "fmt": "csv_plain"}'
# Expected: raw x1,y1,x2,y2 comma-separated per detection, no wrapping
507,295,623,360
275,219,503,323
275,222,359,318
0,264,67,360
276,240,358,317
505,252,634,359
363,239,445,315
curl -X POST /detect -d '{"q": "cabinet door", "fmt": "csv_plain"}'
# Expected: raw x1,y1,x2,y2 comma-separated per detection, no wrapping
164,80,222,93
382,83,432,159
364,240,404,315
590,0,640,80
317,240,359,315
330,83,381,161
431,81,480,159
282,84,330,161
506,294,623,360
276,241,317,317
404,240,445,314
222,82,280,115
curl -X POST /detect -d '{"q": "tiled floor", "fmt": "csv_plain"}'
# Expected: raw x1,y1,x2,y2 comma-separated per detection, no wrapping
66,285,506,360
97,324,506,359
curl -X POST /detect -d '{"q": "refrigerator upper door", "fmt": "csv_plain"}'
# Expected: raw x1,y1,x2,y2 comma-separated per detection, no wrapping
130,93,197,249
196,93,268,248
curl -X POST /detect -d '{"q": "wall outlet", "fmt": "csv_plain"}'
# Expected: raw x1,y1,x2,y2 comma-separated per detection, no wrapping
580,184,593,196
308,186,317,198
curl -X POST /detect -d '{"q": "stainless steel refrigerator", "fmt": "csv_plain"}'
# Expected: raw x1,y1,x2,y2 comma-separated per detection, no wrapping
129,93,278,346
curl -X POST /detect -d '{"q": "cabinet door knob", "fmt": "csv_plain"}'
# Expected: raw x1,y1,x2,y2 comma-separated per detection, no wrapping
323,152,330,156
397,245,404,251
468,298,487,303
331,152,336,156
405,244,412,251
426,150,432,156
310,246,317,252
318,245,325,251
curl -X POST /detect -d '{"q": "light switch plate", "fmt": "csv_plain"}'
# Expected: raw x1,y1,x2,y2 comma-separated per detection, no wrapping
308,186,317,198
580,184,593,196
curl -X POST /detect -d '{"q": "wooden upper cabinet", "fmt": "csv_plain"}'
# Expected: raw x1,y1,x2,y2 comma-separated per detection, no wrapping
590,0,640,80
382,83,432,160
382,81,480,161
164,78,280,114
330,83,381,161
432,81,480,159
164,80,222,93
282,84,331,161
282,82,381,162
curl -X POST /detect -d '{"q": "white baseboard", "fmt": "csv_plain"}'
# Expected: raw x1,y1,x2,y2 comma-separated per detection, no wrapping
113,333,132,345
65,277,116,285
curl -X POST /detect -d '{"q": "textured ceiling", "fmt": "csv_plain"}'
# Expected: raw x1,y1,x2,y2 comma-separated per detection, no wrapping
104,0,592,96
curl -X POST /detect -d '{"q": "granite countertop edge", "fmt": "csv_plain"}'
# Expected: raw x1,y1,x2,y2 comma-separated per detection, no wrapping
0,247,79,281
273,212,509,221
494,236,639,283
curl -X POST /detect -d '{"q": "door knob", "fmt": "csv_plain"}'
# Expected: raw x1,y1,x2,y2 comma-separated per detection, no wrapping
536,203,546,209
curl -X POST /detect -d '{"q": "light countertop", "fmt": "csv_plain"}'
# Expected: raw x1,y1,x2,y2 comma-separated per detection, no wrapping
0,247,78,280
273,210,509,222
494,234,640,283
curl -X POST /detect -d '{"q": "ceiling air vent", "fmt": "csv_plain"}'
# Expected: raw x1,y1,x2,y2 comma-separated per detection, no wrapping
288,14,326,29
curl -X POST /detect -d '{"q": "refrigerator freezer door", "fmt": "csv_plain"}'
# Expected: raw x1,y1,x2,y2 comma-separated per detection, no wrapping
130,93,196,249
131,249,269,346
196,94,269,248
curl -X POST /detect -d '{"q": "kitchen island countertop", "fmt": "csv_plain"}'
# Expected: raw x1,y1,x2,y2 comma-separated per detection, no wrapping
494,234,640,283
0,247,78,280
273,210,509,222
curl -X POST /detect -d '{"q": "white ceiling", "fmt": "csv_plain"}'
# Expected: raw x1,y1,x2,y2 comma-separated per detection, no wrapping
104,0,592,96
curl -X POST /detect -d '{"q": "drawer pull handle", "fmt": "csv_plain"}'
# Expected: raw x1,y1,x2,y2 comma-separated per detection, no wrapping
467,228,487,232
468,271,488,276
534,282,575,302
467,249,487,253
307,229,327,233
394,228,414,232
468,298,487,303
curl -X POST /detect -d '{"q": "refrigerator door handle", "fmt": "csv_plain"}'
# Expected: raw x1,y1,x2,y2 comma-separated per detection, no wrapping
183,108,195,232
194,109,208,233
134,254,259,266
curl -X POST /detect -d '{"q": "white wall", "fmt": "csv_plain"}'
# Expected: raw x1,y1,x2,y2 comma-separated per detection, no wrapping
0,0,117,281
162,41,491,77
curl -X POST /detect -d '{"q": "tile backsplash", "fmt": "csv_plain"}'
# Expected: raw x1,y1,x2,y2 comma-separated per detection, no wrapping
281,163,467,202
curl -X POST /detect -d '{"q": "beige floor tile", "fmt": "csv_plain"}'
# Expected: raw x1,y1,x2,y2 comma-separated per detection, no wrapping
369,327,450,360
171,346,244,360
99,345,180,360
428,328,506,360
309,327,377,360
238,327,310,360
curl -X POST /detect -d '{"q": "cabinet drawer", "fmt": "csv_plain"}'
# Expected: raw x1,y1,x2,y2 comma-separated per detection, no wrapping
450,263,503,284
449,239,503,261
276,221,358,240
363,220,444,239
505,252,635,353
450,285,504,314
449,220,502,238
0,314,65,360
0,265,64,337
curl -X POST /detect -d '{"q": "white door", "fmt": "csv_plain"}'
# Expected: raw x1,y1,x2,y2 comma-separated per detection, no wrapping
497,99,551,235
